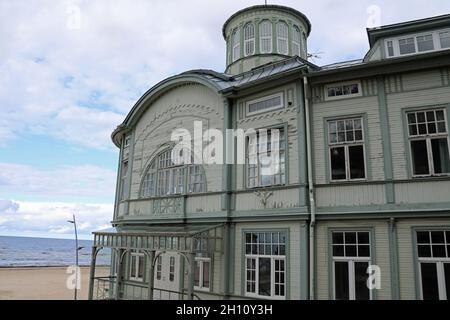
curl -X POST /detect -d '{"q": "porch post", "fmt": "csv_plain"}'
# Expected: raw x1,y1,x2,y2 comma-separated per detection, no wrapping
88,246,97,300
114,249,124,300
147,250,155,300
187,252,195,300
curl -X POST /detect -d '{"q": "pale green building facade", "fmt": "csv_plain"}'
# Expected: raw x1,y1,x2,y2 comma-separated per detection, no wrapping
89,5,450,300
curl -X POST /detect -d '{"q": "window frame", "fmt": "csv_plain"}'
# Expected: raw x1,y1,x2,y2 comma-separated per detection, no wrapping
330,230,374,301
244,23,255,57
259,20,273,54
245,92,284,116
384,28,450,58
129,251,145,282
194,257,211,292
324,80,363,101
405,108,450,178
415,229,450,300
232,28,241,62
327,116,367,182
245,125,287,189
276,21,289,55
292,25,301,57
243,230,288,300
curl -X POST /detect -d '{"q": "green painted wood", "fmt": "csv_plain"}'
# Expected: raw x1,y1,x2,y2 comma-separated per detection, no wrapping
377,77,395,203
299,222,309,300
388,219,400,299
296,81,308,206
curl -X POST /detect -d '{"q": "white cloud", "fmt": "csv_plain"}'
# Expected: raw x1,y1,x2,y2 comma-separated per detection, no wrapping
0,162,116,200
0,199,113,238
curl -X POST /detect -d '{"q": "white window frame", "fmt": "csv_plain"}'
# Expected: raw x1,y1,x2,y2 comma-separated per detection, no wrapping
259,20,273,54
406,108,450,178
246,127,286,188
246,92,284,116
232,28,240,62
328,117,367,182
244,231,287,300
169,256,175,282
129,252,145,282
156,255,162,280
384,28,450,58
292,25,301,56
244,23,255,57
331,231,373,300
194,257,211,291
416,230,450,300
276,22,289,55
324,80,363,101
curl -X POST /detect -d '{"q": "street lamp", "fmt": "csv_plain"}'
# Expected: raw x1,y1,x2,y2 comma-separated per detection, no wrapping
67,214,84,300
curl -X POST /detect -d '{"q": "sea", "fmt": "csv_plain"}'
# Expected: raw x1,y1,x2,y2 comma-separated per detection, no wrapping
0,236,111,267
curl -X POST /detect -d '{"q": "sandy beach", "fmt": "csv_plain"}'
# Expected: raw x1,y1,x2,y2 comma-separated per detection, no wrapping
0,266,110,300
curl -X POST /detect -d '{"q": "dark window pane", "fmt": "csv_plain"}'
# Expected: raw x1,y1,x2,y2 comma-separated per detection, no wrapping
345,232,357,244
431,139,450,174
432,245,446,258
418,124,427,135
428,122,437,134
426,111,435,122
355,130,363,141
203,261,210,288
418,245,432,258
355,262,370,300
411,140,430,175
421,263,439,300
349,145,365,179
331,147,346,180
346,131,354,142
335,261,349,300
409,125,418,136
431,231,445,243
444,263,450,300
358,232,370,244
408,113,417,124
194,261,200,287
417,112,426,123
358,245,371,257
333,245,344,257
346,245,357,257
333,232,344,244
246,244,251,254
258,258,271,296
447,231,450,242
417,231,430,244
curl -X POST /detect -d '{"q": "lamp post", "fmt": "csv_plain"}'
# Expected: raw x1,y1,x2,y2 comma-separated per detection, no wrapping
68,214,83,300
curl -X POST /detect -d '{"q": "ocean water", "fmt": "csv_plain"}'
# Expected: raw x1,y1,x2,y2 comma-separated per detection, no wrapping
0,236,111,267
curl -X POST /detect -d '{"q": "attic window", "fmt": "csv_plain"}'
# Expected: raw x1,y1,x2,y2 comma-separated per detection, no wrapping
325,81,362,101
385,28,450,58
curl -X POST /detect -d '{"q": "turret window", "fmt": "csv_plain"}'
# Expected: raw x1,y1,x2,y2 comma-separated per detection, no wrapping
244,23,255,56
232,28,240,62
292,25,301,56
276,22,288,55
260,21,272,54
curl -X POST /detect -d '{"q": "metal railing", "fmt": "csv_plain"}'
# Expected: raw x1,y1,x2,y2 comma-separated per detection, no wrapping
93,277,200,300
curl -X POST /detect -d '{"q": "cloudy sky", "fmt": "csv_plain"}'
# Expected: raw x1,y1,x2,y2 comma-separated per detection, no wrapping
1,0,449,239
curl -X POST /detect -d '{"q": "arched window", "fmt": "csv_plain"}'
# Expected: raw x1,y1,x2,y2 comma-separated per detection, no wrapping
141,149,205,198
244,23,255,56
292,25,301,56
259,20,272,53
277,22,288,55
232,28,240,62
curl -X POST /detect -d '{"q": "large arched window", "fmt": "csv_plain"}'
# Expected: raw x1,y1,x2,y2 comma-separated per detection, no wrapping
141,149,205,198
259,20,272,54
277,22,288,55
244,23,255,56
292,25,301,56
232,28,241,62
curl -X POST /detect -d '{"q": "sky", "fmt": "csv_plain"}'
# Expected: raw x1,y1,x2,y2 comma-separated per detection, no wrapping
1,0,450,240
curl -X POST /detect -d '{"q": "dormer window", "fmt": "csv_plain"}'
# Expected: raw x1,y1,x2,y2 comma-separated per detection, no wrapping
244,23,255,56
385,28,450,58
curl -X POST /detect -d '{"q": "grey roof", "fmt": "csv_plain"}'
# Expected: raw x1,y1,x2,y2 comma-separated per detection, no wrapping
320,59,365,70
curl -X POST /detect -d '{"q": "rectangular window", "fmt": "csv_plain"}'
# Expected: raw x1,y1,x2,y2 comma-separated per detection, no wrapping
194,258,211,290
407,109,450,177
328,118,366,181
188,165,205,193
246,93,284,115
157,150,186,196
325,81,362,100
399,37,416,55
156,255,162,280
417,34,434,52
332,231,371,300
246,128,286,188
130,252,145,281
169,256,175,282
120,160,128,200
245,232,286,299
387,40,394,57
440,31,450,49
416,230,450,300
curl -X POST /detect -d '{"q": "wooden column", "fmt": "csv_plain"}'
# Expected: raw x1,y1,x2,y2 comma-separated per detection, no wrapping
147,250,155,300
88,246,97,300
114,249,124,300
187,252,195,300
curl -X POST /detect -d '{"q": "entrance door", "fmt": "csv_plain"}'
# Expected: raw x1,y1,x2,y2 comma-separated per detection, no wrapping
153,252,180,300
